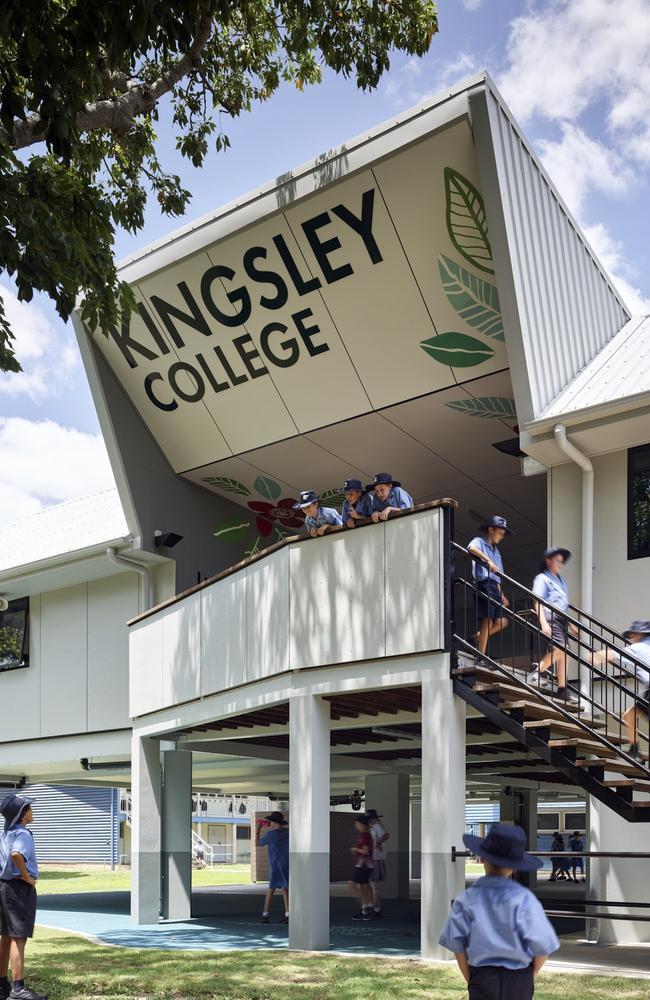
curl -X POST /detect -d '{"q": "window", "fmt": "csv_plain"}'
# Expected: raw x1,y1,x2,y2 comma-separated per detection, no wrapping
628,444,650,559
0,597,29,671
236,825,251,840
564,812,586,830
537,812,560,831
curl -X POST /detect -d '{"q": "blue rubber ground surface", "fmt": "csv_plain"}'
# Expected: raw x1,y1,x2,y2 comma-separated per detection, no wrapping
36,891,421,955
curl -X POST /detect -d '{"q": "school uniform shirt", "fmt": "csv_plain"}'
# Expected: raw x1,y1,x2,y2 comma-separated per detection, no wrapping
468,536,503,584
354,831,374,868
532,571,569,613
2,827,38,880
304,506,343,532
258,828,289,874
370,487,413,513
370,822,387,861
341,493,373,522
438,876,559,969
619,636,650,688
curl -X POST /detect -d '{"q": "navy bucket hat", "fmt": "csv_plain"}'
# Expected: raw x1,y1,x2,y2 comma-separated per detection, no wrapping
481,515,514,536
463,822,542,872
292,490,319,511
539,546,571,572
265,811,288,825
366,472,400,491
343,479,364,493
623,620,650,639
0,793,35,832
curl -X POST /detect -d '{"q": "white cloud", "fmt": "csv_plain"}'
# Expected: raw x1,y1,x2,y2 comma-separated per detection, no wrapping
537,123,634,218
583,223,650,314
383,50,479,106
0,417,116,523
0,284,79,401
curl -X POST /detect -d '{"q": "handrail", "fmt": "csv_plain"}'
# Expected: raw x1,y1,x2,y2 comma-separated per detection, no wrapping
451,542,650,777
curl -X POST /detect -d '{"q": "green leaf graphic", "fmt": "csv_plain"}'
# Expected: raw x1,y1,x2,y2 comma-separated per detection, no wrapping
320,489,346,506
201,476,251,496
445,397,517,419
444,167,494,274
254,475,282,502
213,519,252,543
420,332,494,368
438,254,503,340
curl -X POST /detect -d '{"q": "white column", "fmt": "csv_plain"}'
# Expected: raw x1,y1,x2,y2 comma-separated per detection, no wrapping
131,733,162,924
421,661,466,959
289,693,330,951
161,749,192,921
365,772,410,899
589,796,650,943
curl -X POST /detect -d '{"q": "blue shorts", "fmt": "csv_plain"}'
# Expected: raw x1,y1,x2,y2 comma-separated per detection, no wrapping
268,862,289,890
476,579,505,622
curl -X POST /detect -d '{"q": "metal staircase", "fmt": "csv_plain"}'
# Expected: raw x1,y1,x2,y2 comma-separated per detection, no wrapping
451,543,650,823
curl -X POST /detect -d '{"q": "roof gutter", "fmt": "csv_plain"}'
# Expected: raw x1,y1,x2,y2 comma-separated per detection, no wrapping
554,425,593,615
106,547,153,611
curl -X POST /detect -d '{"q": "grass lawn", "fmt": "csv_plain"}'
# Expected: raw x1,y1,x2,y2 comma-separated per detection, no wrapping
24,926,649,1000
37,864,252,894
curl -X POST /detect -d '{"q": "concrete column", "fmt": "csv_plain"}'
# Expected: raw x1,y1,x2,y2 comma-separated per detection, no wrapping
365,772,410,899
410,800,422,879
161,749,192,921
421,661,466,959
499,787,538,888
289,693,330,951
131,733,162,924
589,795,650,944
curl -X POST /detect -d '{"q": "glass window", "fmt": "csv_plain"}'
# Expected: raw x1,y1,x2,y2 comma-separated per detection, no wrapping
236,825,251,840
564,812,586,830
0,597,29,671
537,812,560,831
628,444,650,559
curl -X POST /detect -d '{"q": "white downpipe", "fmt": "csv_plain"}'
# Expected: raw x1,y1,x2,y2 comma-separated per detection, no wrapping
554,424,594,705
106,546,153,611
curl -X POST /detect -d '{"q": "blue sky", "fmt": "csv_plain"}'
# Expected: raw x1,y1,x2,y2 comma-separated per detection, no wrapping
1,0,649,521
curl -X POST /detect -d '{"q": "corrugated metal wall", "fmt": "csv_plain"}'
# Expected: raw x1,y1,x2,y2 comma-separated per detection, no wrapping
24,784,119,864
472,82,630,419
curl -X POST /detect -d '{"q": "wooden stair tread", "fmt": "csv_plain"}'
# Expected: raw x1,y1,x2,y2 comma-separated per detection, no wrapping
576,759,647,776
475,682,582,712
548,738,617,756
524,720,626,744
631,801,650,808
602,779,650,791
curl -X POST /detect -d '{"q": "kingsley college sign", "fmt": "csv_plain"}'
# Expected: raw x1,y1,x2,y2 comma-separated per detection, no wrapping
85,120,509,478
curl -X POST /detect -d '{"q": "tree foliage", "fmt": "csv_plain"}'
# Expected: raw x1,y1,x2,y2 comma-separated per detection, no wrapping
0,0,438,372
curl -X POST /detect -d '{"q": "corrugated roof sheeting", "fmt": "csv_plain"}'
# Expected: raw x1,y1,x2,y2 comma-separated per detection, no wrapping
478,83,630,418
540,315,650,418
24,784,119,864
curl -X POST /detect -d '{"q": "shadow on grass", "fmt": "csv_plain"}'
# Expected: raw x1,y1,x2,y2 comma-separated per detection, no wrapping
38,870,90,882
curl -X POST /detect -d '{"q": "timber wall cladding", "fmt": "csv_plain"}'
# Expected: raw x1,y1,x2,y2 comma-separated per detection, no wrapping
251,811,362,883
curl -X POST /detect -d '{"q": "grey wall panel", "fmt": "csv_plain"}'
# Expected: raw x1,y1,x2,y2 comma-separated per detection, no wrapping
245,549,290,682
40,584,88,737
130,614,164,717
471,85,630,423
161,593,202,708
87,574,139,731
385,510,443,657
288,528,385,670
201,573,247,696
0,595,41,741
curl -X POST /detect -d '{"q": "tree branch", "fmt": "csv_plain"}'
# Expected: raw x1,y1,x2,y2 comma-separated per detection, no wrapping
4,11,214,150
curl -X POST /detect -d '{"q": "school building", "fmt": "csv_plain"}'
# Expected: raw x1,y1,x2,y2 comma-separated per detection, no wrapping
0,71,648,956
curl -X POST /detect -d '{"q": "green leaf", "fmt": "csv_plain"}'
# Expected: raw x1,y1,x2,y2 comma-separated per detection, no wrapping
445,397,518,419
438,255,503,340
420,332,495,368
213,519,252,543
444,168,494,274
201,476,251,497
254,475,282,502
320,489,346,506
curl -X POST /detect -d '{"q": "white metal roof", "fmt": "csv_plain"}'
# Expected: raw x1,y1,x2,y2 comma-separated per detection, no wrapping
0,488,129,574
536,315,650,422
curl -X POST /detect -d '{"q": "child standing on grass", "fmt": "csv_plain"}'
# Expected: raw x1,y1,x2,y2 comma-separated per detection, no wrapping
256,812,289,925
348,816,375,921
439,823,558,999
0,794,47,1000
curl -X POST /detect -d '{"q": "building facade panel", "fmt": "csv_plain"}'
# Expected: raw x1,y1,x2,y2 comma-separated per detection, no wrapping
385,509,444,656
245,548,290,682
87,573,139,731
161,591,202,709
40,583,88,737
201,572,247,696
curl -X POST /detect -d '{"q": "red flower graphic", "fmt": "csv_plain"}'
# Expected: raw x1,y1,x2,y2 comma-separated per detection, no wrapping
247,498,303,537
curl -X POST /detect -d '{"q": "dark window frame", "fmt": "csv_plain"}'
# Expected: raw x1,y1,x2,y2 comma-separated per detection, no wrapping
0,596,29,672
628,443,650,560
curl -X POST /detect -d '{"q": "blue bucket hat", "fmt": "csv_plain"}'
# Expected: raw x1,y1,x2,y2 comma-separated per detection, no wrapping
624,620,650,639
0,793,36,832
366,472,400,491
481,515,514,536
343,479,365,493
539,546,571,572
292,490,319,511
463,822,542,871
